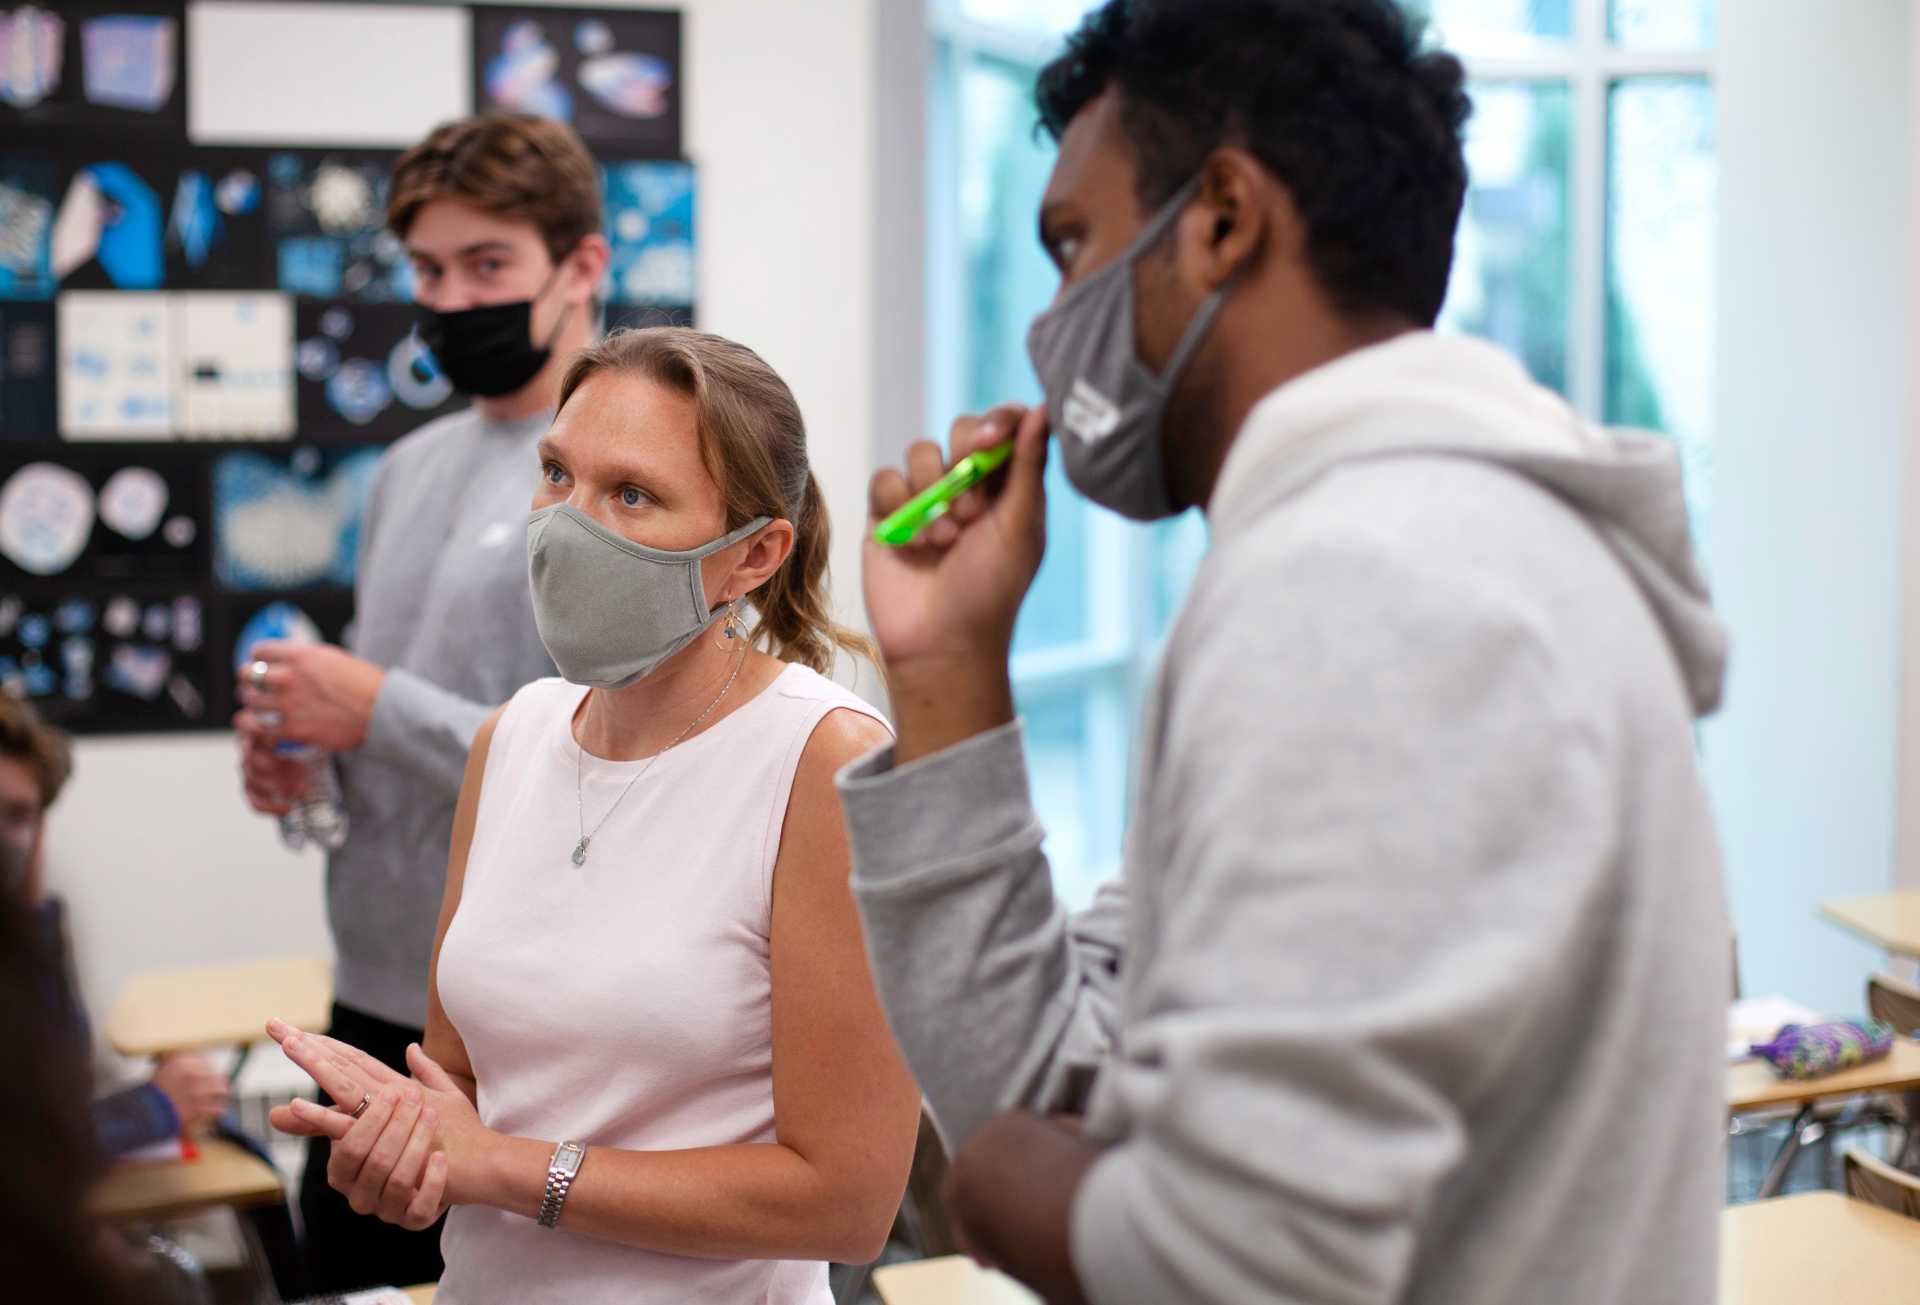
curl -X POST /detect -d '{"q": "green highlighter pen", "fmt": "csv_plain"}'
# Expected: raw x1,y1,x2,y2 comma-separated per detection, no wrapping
872,441,1016,546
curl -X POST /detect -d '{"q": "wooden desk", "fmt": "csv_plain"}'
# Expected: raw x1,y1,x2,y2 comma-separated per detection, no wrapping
1722,1192,1920,1303
88,1136,284,1221
872,1257,1041,1305
1820,892,1920,959
403,1288,437,1304
1727,1037,1920,1198
1728,1036,1920,1114
106,955,332,1057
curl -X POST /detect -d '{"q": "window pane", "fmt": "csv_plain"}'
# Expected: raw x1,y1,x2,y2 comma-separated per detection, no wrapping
1610,0,1715,50
1151,513,1208,638
1607,77,1715,521
955,54,1091,655
1405,0,1571,45
1439,81,1571,395
956,0,1099,38
1016,688,1096,906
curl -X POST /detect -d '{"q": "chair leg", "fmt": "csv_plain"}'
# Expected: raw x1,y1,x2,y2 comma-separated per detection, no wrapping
832,1258,875,1305
1757,1105,1816,1200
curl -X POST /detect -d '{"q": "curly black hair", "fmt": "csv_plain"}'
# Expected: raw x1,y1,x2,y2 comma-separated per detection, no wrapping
1036,0,1471,326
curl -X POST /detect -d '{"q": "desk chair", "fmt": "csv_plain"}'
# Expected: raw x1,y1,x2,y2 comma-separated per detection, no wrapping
1844,1146,1920,1221
1867,974,1920,1168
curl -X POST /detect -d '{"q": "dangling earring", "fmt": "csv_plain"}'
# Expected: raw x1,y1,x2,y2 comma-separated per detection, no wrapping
716,599,742,648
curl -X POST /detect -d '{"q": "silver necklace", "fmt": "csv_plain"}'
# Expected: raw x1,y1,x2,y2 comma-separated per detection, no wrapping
572,650,744,866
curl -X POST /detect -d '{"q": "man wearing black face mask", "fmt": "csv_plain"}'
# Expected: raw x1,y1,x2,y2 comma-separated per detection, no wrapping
230,114,609,1293
839,3,1730,1304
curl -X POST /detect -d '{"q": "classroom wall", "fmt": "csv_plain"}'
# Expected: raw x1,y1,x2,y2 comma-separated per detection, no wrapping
46,0,903,1035
1900,0,1920,898
53,0,1920,1035
1707,0,1912,1013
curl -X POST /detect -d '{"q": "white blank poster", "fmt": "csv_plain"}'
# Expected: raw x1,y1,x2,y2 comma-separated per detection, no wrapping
188,2,471,146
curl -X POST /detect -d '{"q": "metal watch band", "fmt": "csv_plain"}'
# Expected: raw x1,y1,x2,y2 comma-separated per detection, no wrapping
537,1140,586,1229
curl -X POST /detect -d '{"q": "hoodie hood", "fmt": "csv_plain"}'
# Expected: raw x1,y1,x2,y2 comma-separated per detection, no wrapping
1208,330,1728,716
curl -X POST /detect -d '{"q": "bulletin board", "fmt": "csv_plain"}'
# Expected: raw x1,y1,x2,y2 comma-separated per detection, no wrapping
0,1,694,734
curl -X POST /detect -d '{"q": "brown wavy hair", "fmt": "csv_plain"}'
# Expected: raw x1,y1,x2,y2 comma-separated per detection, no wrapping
387,114,602,262
0,694,71,809
556,328,873,675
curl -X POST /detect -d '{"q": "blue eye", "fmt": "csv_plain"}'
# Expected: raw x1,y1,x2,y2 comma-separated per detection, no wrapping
620,486,648,508
542,462,566,485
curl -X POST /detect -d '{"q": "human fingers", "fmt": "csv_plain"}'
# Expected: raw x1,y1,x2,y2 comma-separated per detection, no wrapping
279,1036,374,1109
270,1097,354,1140
378,1106,438,1224
327,1085,402,1203
348,1086,423,1216
949,406,1026,462
401,1152,450,1230
993,403,1052,528
904,440,948,495
868,466,911,521
404,1042,461,1093
271,1024,407,1089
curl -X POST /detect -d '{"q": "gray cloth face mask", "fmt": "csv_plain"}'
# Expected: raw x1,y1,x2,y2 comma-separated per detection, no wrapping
1025,177,1231,521
527,504,771,689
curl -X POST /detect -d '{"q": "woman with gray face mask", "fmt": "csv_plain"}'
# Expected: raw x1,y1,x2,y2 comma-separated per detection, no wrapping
264,328,921,1304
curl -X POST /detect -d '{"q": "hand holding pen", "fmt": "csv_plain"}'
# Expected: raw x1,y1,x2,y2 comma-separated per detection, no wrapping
862,403,1050,766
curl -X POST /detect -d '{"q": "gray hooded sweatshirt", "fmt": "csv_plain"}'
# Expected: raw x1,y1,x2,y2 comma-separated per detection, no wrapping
837,331,1731,1305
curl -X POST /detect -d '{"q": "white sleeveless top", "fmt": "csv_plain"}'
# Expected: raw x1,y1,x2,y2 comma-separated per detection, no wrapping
435,663,886,1304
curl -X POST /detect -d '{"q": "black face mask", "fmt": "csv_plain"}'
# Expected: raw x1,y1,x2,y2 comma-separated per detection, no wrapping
415,263,574,398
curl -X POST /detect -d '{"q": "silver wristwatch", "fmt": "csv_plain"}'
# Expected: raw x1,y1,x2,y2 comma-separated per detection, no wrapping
537,1140,586,1229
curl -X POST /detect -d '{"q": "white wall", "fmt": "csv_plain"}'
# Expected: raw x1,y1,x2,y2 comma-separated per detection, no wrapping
1900,0,1920,898
1707,0,1912,1014
47,0,904,1036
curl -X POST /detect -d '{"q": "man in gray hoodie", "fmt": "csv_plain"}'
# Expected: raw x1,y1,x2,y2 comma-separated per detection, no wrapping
839,2,1730,1302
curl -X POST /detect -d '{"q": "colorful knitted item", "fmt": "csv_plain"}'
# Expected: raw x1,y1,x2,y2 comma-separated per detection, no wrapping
1749,1020,1896,1080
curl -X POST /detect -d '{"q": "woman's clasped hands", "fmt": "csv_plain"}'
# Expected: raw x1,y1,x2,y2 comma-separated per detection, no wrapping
265,1016,480,1230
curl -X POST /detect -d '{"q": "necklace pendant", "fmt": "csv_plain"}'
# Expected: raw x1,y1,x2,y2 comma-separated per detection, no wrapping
571,837,590,867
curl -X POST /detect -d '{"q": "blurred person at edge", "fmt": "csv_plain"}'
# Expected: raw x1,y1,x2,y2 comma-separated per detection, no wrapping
0,695,231,1164
839,2,1730,1303
0,696,232,1303
232,113,607,1292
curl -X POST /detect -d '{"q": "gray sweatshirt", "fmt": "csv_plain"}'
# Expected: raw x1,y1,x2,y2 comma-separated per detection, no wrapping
332,406,556,1028
838,332,1731,1305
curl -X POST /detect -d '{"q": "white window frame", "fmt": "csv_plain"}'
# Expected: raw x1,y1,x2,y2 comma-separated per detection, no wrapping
1435,0,1716,420
926,0,1164,890
924,1,1716,893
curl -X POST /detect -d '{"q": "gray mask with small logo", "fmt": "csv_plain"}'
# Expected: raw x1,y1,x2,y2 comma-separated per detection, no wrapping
1025,177,1229,521
527,504,770,689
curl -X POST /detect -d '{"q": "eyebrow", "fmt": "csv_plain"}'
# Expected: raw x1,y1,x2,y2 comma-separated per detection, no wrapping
408,240,517,264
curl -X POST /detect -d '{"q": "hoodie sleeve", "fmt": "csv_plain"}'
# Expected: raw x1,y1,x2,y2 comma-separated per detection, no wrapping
359,669,496,799
837,723,1127,1147
1069,522,1616,1305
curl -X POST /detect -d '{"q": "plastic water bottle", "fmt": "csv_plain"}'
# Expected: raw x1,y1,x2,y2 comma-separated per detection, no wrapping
234,603,351,852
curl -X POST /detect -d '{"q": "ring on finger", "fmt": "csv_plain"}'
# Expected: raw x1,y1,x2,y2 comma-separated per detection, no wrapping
347,1093,372,1120
248,659,272,691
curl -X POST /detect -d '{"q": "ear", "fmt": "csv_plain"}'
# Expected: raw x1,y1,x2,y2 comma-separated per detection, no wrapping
1185,148,1281,291
560,233,613,306
707,519,797,607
